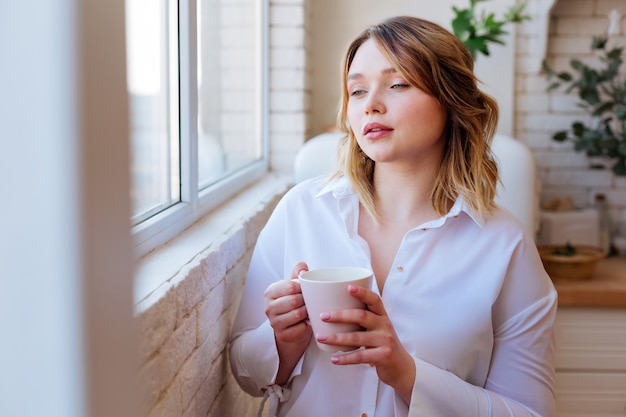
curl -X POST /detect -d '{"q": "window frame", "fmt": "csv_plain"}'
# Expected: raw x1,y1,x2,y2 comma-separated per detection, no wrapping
132,0,270,259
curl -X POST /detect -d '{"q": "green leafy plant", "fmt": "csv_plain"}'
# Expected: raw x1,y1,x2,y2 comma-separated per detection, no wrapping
544,36,626,176
451,0,530,60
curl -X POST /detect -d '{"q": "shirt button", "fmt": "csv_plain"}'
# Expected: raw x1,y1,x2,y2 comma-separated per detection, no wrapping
422,228,427,231
396,265,403,272
361,414,368,417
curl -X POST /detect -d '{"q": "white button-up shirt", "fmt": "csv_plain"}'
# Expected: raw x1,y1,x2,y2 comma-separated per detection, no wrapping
230,176,557,417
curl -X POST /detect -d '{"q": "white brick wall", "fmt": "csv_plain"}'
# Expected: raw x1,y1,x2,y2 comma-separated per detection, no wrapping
515,0,626,229
136,183,287,417
269,0,311,175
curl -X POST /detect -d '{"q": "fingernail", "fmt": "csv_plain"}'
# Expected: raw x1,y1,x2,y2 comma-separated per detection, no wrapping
316,333,328,341
320,312,331,321
297,269,307,277
348,285,359,294
330,356,339,364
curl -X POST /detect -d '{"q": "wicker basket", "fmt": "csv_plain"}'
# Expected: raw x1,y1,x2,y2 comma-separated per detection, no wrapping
538,245,606,282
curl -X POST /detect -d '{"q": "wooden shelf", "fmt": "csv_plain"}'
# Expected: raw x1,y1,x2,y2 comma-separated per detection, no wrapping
552,257,626,308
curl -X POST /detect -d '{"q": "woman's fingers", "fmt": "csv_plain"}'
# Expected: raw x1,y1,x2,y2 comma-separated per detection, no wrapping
313,286,395,357
263,272,312,344
267,301,310,343
264,278,299,300
291,261,309,279
271,302,308,329
309,283,415,393
346,284,387,315
313,285,386,331
264,281,305,318
315,310,391,348
328,344,392,366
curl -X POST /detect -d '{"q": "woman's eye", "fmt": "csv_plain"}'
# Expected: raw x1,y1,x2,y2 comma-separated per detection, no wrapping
391,83,409,90
350,89,366,97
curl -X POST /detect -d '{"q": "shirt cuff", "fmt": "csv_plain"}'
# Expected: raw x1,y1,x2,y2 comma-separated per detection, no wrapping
233,319,307,391
234,320,280,386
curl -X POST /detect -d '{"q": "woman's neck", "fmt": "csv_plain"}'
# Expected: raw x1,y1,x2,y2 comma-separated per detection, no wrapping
371,164,439,226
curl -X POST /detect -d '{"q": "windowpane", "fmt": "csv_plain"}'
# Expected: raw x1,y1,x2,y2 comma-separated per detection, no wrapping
197,0,262,189
126,0,180,224
127,0,268,256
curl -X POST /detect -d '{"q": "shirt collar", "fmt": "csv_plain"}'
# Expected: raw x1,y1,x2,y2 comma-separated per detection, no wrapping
315,176,485,228
444,195,485,228
314,175,353,198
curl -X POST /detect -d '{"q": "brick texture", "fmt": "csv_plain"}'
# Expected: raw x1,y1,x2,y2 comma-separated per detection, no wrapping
135,184,285,417
515,0,626,226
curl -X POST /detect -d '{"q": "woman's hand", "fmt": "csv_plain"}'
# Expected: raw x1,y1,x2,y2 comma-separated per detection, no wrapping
264,262,313,384
315,285,416,404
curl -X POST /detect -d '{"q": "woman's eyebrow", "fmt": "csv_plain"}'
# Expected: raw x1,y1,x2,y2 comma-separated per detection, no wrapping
381,67,397,75
347,67,397,81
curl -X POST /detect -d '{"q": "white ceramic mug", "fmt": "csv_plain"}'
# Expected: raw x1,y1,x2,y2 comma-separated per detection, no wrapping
299,266,373,352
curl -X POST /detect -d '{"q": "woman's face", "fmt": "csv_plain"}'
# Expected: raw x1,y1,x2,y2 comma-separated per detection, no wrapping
346,39,447,170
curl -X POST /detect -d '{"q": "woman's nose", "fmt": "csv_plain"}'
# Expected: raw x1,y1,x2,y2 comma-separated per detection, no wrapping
364,90,385,114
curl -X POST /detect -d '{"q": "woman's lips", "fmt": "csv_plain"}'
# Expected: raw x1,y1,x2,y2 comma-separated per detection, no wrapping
363,122,393,139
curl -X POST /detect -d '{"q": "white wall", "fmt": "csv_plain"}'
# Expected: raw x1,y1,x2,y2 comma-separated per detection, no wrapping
309,0,515,137
0,1,137,417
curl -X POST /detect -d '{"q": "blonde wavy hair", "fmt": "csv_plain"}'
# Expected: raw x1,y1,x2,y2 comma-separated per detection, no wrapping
334,15,500,221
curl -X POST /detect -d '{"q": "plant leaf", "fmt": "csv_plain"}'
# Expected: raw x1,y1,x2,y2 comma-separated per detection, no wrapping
546,82,561,92
591,36,607,50
570,59,584,71
593,101,615,116
451,10,473,39
451,0,531,60
572,122,586,137
557,72,572,81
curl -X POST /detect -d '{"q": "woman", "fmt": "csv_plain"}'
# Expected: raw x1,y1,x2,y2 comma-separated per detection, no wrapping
230,16,557,417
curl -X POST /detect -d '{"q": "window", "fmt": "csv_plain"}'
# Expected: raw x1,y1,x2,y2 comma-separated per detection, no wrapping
126,0,180,225
125,0,269,257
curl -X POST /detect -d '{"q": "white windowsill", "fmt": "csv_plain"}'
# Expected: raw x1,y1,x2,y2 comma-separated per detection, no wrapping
133,172,291,309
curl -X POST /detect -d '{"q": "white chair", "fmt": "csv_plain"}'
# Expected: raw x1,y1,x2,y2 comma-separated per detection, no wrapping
293,132,539,237
293,132,341,184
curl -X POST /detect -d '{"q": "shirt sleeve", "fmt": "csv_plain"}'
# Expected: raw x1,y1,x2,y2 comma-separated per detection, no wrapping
229,191,307,396
405,232,558,416
228,227,283,396
406,291,557,416
229,318,280,396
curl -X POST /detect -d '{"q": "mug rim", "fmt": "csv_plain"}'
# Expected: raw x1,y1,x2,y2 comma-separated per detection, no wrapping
299,266,372,283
